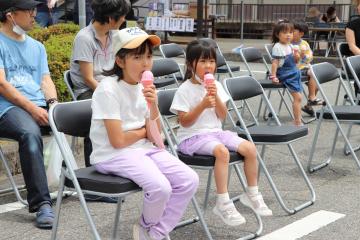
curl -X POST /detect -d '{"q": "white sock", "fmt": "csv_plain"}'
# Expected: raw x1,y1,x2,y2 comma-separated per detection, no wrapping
216,192,230,208
247,186,259,197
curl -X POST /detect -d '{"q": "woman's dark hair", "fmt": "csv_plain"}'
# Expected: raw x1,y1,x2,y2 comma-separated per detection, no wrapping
91,0,130,25
103,39,153,80
271,19,294,43
184,39,217,80
326,6,336,16
293,20,309,34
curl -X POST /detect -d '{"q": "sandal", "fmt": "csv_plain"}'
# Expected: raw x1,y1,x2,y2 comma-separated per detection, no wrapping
308,98,324,106
301,105,315,117
36,204,54,229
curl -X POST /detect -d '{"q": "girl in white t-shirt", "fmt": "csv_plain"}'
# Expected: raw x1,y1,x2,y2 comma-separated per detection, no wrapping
170,40,272,226
90,27,199,240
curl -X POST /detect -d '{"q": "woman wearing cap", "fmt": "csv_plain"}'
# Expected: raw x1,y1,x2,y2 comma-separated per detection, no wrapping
89,27,199,240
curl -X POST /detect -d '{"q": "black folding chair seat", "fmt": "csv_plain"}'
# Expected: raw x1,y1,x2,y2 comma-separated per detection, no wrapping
64,166,141,194
257,79,285,89
315,105,360,120
177,151,244,167
237,125,308,143
154,77,177,88
217,65,240,74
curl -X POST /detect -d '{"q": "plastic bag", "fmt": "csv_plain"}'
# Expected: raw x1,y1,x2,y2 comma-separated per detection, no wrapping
43,137,63,187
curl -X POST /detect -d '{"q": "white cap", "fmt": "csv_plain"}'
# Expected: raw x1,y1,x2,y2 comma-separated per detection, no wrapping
112,27,161,54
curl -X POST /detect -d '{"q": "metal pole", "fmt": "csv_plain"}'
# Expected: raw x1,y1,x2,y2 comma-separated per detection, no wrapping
197,0,204,38
78,0,86,29
241,1,244,40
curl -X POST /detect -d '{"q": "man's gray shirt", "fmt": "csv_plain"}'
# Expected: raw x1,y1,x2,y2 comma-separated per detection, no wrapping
70,24,114,98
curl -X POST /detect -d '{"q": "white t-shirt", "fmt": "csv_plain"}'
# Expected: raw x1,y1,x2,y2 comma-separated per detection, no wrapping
90,76,155,164
170,79,230,142
271,42,292,67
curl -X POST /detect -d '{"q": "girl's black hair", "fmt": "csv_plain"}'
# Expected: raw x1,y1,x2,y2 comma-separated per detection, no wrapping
293,20,309,34
271,19,294,44
91,0,130,25
103,39,153,80
184,39,217,80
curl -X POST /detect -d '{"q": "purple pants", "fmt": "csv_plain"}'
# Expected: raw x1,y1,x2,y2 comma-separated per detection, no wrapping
95,148,199,240
178,130,245,156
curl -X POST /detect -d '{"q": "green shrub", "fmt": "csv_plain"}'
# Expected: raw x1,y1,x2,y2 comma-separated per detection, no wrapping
29,23,79,102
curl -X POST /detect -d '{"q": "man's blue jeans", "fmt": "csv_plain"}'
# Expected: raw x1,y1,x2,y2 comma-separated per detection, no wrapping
0,107,52,213
35,10,61,27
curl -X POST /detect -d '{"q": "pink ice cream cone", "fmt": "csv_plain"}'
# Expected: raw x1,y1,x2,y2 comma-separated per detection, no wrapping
204,73,215,95
141,70,154,108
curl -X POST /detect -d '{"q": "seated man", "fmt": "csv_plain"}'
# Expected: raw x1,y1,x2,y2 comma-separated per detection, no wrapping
0,0,58,229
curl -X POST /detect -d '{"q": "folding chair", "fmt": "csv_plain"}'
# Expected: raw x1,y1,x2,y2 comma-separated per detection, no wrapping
152,58,182,88
307,62,360,173
222,76,315,214
49,100,212,240
336,42,355,105
64,70,77,101
64,70,78,151
159,43,186,80
157,89,263,240
240,47,294,122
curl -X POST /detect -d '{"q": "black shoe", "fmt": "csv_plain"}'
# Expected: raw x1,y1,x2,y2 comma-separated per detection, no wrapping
84,194,118,204
301,105,315,117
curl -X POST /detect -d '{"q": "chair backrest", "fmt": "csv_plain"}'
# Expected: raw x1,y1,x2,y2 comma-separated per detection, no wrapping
222,76,264,101
152,58,181,78
346,55,360,89
159,43,185,58
51,100,92,137
310,62,340,84
240,47,263,63
157,89,177,116
64,70,76,101
347,55,360,78
338,42,353,58
264,44,273,61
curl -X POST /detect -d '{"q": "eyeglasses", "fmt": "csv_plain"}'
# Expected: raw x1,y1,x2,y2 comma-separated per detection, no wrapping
26,8,37,16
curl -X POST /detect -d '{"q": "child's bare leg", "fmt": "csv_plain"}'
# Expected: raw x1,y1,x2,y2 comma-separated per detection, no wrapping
213,144,230,194
291,91,302,125
307,71,318,101
237,141,258,186
213,144,246,226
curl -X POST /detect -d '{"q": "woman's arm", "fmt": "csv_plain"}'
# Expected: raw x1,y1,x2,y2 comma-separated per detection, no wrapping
104,119,146,149
346,28,360,55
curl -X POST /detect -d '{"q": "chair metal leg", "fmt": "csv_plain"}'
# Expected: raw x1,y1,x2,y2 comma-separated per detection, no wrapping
74,181,101,239
111,197,123,240
0,147,27,206
308,118,338,173
258,145,315,214
51,170,66,240
202,169,213,213
191,197,214,240
343,123,360,156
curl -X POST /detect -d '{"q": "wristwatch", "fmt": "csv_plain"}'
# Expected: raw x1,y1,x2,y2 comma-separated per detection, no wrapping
46,98,58,105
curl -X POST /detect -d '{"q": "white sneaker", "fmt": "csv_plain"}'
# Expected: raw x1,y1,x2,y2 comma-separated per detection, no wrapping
212,201,246,226
133,223,154,240
240,192,273,216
